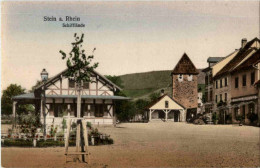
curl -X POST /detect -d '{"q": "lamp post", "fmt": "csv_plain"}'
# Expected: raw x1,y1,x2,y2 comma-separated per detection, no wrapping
41,68,48,139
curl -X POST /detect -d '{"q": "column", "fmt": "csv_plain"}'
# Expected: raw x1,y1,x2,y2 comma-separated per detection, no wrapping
181,110,185,122
165,110,168,121
258,88,260,126
231,107,236,123
12,101,17,128
149,109,152,121
245,104,250,124
40,100,43,119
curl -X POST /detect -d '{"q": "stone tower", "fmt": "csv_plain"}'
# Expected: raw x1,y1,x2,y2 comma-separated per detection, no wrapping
171,53,199,111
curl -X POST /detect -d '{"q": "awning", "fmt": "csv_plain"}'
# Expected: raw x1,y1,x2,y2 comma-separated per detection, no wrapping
13,93,130,100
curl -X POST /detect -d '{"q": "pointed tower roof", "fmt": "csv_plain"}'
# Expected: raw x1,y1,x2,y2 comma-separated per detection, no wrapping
171,53,199,75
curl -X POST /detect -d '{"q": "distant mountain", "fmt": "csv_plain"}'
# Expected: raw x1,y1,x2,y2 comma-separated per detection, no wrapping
118,69,205,100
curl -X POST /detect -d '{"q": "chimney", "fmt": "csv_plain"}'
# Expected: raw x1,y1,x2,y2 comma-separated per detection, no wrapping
241,38,247,48
160,89,165,96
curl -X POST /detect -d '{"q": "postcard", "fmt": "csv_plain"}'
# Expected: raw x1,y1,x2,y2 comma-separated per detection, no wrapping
1,1,260,167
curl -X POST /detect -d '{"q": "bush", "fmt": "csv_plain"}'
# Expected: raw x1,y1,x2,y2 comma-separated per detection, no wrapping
87,122,92,129
37,139,64,147
193,119,205,125
1,120,12,124
18,113,41,138
236,115,244,123
2,139,33,147
71,122,77,129
49,125,58,137
226,114,232,121
212,112,219,124
247,113,258,123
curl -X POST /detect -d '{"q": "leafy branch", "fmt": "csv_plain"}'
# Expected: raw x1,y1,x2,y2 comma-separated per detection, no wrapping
59,33,98,84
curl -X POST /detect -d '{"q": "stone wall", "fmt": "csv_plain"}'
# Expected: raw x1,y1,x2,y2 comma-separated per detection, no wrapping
172,74,198,109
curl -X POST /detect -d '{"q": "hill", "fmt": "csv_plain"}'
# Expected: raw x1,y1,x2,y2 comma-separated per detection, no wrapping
118,69,205,100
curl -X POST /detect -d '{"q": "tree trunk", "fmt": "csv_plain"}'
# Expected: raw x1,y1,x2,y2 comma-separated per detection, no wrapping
77,82,81,118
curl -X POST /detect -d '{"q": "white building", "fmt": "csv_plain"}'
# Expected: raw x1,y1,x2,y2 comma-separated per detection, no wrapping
146,94,186,122
12,68,129,132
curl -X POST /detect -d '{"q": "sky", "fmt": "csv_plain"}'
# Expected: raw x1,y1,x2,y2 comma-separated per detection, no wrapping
1,1,260,91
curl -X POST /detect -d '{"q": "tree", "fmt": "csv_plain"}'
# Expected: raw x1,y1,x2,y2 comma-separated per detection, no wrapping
135,99,149,117
116,101,136,122
105,75,124,88
30,80,44,93
59,33,98,118
149,92,161,102
1,84,25,115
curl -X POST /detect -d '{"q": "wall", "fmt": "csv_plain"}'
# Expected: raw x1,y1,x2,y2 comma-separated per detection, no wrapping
150,95,184,110
212,50,238,77
46,76,114,96
172,74,198,109
213,74,232,113
231,69,257,98
44,98,112,116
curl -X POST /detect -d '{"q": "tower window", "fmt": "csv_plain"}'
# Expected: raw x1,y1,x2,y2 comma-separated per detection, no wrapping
178,74,183,82
188,74,193,81
165,101,169,108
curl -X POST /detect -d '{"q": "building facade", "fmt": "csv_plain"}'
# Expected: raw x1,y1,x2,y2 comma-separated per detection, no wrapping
13,68,129,132
147,94,185,122
171,53,199,120
203,37,260,125
230,49,259,124
202,57,224,114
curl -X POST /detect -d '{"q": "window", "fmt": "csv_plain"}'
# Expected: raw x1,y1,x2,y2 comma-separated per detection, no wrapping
165,101,169,108
235,77,239,88
210,90,213,101
251,72,255,85
68,103,77,117
224,93,227,102
69,79,75,88
205,91,208,102
188,74,193,81
178,74,183,82
209,74,213,84
215,95,218,103
242,75,246,86
83,82,89,89
224,77,228,87
220,79,223,88
95,104,106,117
220,94,222,101
53,104,67,117
215,80,218,89
205,76,208,86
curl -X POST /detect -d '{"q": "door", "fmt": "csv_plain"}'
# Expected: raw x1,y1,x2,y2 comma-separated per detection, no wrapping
174,111,179,122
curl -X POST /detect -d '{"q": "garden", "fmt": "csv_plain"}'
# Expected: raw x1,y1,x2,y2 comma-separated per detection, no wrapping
2,114,113,147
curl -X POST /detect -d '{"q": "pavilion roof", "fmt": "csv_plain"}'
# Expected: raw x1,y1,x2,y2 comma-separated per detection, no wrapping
13,93,130,100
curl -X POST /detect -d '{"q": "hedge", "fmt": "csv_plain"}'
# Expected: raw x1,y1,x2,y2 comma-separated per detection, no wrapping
37,139,76,147
2,139,33,147
2,137,113,147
